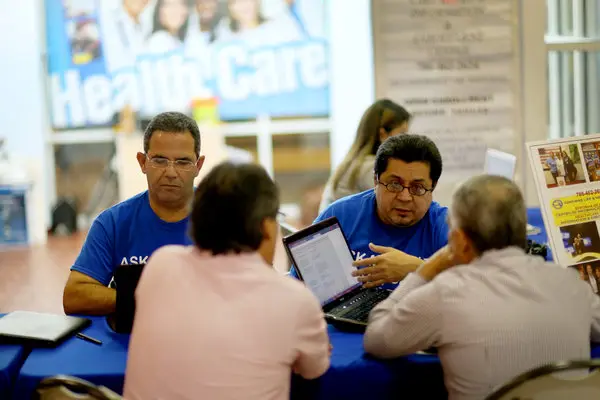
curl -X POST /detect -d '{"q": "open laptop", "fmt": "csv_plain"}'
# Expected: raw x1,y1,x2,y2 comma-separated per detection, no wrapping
282,217,390,329
484,149,539,235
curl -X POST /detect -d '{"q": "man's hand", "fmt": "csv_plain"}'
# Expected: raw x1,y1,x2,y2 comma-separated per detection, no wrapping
416,245,457,281
351,243,423,288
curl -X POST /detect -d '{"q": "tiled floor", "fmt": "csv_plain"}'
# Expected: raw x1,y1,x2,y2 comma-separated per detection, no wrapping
0,233,85,314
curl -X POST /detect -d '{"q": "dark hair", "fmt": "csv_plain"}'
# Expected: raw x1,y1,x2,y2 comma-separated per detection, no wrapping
332,99,411,191
452,175,527,253
190,162,280,255
227,0,266,33
374,134,442,185
152,0,191,41
143,112,201,157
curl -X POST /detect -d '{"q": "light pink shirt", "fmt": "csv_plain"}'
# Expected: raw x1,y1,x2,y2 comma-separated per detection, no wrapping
124,246,330,400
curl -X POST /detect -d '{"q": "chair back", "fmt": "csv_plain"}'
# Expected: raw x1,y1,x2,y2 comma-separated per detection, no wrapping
485,359,600,400
34,375,122,400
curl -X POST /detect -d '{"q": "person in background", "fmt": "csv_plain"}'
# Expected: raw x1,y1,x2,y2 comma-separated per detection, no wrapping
124,162,331,400
578,265,587,281
545,152,558,186
144,0,191,53
63,112,204,315
98,0,153,74
186,0,221,44
214,0,304,46
290,134,447,289
562,149,577,182
555,151,566,184
573,232,584,256
319,99,411,212
363,174,600,400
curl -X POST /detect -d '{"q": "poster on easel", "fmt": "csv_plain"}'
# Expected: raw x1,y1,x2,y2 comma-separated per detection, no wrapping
527,134,600,293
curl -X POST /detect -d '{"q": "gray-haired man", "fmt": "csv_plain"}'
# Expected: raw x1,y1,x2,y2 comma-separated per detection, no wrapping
363,174,600,400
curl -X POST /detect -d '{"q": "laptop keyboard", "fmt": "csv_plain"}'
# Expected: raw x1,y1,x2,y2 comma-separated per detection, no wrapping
335,290,390,323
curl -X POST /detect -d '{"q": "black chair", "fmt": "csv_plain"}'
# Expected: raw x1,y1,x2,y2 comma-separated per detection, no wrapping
485,359,600,400
34,375,122,400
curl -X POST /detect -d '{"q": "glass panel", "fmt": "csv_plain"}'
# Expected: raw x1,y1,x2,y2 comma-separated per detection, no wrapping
271,133,330,228
547,0,600,38
54,142,118,226
547,50,600,138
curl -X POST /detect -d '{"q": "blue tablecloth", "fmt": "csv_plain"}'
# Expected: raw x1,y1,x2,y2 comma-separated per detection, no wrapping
292,325,447,399
0,344,28,399
7,208,589,399
0,314,29,398
11,316,129,399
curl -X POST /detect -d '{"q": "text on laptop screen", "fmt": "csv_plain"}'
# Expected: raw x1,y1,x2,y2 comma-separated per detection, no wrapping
288,223,360,305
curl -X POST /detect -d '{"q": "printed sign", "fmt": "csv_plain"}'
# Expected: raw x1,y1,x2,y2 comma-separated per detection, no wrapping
527,134,600,293
371,0,518,204
47,0,329,129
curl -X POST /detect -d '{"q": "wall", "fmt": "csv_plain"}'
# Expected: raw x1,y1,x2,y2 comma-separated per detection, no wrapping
0,0,50,244
327,0,375,169
327,0,548,207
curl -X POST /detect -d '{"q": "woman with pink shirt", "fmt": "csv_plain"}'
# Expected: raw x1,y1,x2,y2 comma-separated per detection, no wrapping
124,161,330,400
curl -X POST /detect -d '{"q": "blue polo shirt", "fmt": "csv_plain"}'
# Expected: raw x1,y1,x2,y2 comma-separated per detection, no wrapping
71,191,192,285
290,190,449,280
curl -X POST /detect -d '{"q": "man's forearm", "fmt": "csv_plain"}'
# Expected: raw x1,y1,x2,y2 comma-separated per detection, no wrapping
63,283,117,315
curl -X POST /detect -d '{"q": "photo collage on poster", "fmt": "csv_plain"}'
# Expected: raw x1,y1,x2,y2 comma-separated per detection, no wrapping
528,135,600,295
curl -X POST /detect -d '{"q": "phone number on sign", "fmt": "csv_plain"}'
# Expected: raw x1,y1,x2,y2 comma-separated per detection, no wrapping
576,189,600,196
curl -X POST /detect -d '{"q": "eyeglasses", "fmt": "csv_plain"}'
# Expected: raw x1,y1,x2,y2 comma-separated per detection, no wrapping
377,181,432,196
146,155,196,171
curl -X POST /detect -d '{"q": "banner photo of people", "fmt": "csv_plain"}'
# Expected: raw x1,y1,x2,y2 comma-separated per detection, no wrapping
527,134,600,294
47,0,329,129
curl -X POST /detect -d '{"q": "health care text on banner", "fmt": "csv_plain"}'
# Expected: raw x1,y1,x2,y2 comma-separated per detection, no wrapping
527,134,600,278
46,0,328,129
372,0,518,205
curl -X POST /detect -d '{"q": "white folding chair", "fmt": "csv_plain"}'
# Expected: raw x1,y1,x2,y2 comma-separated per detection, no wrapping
485,359,600,400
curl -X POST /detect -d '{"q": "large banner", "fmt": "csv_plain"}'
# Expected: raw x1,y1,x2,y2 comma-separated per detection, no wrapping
47,0,329,129
371,0,518,205
527,134,600,287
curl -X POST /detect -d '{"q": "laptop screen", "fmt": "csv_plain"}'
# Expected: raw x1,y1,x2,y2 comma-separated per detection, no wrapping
484,148,517,179
286,221,360,305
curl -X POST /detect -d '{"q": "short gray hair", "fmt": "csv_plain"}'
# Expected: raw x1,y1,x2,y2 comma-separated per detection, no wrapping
451,175,527,253
143,112,201,158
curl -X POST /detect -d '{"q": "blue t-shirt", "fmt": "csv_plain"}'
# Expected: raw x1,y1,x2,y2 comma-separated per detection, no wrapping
290,190,448,278
71,191,192,286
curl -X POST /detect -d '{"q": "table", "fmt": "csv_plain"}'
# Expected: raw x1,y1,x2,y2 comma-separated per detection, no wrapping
0,314,29,398
292,325,447,400
9,208,593,399
11,316,129,399
0,344,28,399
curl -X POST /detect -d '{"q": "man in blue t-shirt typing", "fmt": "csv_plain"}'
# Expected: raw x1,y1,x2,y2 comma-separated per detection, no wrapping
62,112,205,315
294,134,448,288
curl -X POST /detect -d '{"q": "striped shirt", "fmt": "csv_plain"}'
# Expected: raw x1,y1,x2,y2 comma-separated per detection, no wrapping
364,247,600,400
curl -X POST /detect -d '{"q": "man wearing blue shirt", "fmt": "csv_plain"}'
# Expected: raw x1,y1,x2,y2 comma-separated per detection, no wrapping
63,112,205,315
297,134,448,288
